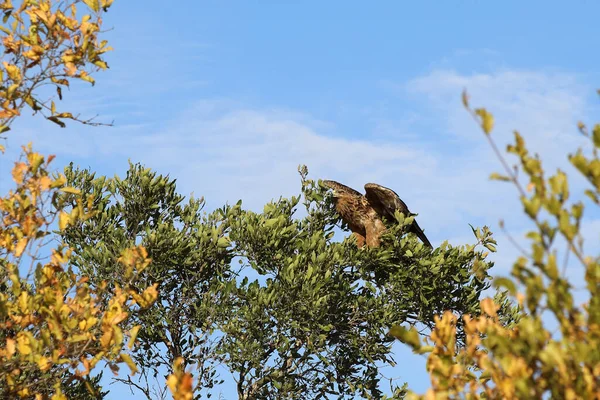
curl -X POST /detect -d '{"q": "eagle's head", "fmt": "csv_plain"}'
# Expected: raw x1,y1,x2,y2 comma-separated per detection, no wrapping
321,180,363,198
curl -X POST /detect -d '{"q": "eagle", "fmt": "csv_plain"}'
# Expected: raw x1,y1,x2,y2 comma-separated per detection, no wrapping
322,180,432,248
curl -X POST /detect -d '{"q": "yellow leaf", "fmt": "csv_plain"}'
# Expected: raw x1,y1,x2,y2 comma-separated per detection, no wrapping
50,389,67,400
50,175,66,188
6,83,19,98
475,108,494,135
119,353,138,375
55,112,74,119
37,356,51,371
167,374,178,394
24,95,40,111
61,186,81,195
82,0,100,12
64,62,77,76
3,62,21,82
489,172,511,182
14,238,27,257
593,124,600,148
39,175,52,190
84,316,98,331
389,325,421,349
16,333,32,355
168,358,194,400
101,0,115,10
94,60,108,69
28,151,44,173
58,211,69,230
480,297,498,317
100,328,113,348
79,71,95,85
18,291,29,312
68,334,91,343
128,325,141,349
139,284,158,308
5,338,16,357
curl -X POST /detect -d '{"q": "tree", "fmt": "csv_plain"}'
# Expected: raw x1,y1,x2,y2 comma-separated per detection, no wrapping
60,162,234,399
215,170,510,399
61,160,514,399
0,0,115,145
393,92,600,398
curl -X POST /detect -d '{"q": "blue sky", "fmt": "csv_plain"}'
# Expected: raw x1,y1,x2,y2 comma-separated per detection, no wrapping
2,1,600,398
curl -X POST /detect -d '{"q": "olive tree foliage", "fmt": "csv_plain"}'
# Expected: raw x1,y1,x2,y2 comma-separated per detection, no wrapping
60,159,513,399
60,163,235,399
393,92,600,399
217,170,513,399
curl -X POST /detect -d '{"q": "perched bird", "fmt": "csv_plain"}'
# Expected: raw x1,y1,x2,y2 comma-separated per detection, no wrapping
363,183,432,248
322,180,432,248
321,180,386,248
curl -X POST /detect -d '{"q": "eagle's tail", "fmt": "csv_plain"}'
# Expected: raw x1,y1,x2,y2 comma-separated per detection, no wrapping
411,221,432,248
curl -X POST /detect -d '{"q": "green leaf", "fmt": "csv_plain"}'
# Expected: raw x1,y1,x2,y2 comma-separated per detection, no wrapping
389,325,421,349
217,237,230,248
494,277,517,295
489,172,511,182
61,186,81,195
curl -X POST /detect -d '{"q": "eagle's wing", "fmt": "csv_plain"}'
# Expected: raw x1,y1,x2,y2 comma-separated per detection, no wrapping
364,183,410,218
364,183,432,248
322,180,364,197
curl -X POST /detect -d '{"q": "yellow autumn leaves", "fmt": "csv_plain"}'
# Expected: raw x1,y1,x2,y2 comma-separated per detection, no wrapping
167,358,194,400
0,3,197,397
0,0,115,139
391,94,600,399
0,146,158,397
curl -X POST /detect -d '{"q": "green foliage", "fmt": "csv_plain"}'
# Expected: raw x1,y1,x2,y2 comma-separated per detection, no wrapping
60,162,235,397
61,371,109,400
215,173,501,399
60,158,507,398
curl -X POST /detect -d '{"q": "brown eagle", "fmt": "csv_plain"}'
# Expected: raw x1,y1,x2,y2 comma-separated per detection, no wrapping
322,180,432,248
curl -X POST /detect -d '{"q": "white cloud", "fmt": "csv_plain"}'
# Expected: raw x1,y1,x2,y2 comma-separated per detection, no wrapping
401,68,599,282
405,69,590,172
126,103,439,213
1,68,596,256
